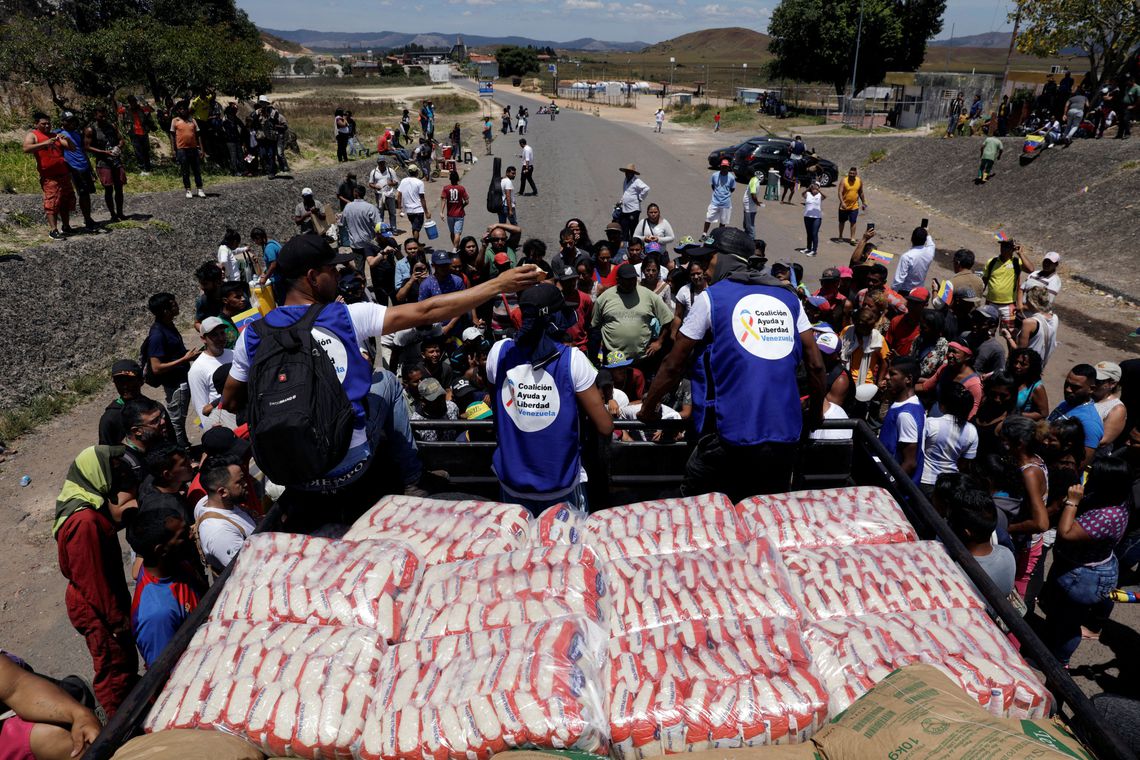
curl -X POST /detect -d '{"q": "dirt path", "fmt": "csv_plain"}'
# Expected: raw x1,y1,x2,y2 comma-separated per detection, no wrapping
1,77,1134,696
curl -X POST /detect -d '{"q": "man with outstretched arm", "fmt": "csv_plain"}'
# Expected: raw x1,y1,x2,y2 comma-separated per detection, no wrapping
639,227,826,501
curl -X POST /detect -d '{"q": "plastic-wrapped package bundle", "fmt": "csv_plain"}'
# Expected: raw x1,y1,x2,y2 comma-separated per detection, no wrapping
534,494,753,562
402,545,605,641
735,487,917,551
343,495,532,565
359,617,609,760
144,620,386,759
210,533,421,642
782,541,984,620
604,540,801,637
607,618,829,758
803,608,1053,718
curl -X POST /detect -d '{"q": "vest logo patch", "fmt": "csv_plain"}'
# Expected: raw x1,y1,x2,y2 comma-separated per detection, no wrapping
502,365,560,433
732,293,796,360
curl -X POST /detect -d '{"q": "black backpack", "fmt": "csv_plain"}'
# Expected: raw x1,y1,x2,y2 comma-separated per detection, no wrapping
487,156,503,214
246,303,355,486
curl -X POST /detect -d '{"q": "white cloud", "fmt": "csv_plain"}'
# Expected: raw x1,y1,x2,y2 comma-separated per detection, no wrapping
699,1,766,15
463,9,473,14
564,0,605,7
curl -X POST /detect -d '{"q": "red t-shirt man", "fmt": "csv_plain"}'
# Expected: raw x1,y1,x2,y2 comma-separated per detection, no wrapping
441,183,469,218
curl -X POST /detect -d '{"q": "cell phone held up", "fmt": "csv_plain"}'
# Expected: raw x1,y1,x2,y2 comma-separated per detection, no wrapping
920,218,929,229
866,222,875,232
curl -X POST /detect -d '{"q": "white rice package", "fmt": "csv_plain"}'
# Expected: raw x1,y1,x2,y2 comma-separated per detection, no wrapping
735,486,918,551
607,617,829,758
144,619,386,759
782,541,984,620
210,533,421,642
344,495,532,565
803,608,1053,718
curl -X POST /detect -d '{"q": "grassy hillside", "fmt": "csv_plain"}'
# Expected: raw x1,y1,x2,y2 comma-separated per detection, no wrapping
639,27,771,61
261,31,307,55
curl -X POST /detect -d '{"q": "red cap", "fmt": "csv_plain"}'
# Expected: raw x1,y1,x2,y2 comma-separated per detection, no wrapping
719,158,731,167
493,252,510,266
907,286,930,303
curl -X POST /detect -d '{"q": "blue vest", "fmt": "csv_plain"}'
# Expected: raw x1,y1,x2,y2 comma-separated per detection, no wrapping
492,340,580,497
879,398,925,484
693,280,804,446
243,303,371,432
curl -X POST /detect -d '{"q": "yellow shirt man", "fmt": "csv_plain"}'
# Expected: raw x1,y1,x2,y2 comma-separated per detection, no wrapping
837,169,866,242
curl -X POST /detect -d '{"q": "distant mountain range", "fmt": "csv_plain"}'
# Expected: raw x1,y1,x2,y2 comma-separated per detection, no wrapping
929,32,1012,49
260,28,649,53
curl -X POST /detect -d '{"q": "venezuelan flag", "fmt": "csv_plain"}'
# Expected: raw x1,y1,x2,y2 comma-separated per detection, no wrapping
867,249,894,265
231,306,262,332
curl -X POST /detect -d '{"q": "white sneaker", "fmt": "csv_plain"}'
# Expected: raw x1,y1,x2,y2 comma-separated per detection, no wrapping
197,189,206,198
185,190,193,198
139,171,150,176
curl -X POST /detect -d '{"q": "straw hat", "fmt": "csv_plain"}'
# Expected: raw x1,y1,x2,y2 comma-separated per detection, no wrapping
619,163,640,175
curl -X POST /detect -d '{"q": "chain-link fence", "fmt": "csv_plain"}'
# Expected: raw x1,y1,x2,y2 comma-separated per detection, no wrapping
555,87,638,107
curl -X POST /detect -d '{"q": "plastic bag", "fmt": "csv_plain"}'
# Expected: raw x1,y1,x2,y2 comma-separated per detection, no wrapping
604,540,801,637
781,541,984,620
535,494,753,562
803,609,1053,718
607,618,829,758
403,545,605,640
145,620,386,759
210,533,422,642
360,617,609,760
735,487,917,551
344,495,532,566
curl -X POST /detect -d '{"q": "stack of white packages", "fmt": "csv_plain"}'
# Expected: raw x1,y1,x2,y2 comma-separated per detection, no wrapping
781,541,985,619
533,494,753,561
343,496,533,566
359,616,609,760
144,619,386,758
603,540,801,637
804,608,1054,718
607,618,829,758
402,545,606,640
735,486,918,550
210,533,422,643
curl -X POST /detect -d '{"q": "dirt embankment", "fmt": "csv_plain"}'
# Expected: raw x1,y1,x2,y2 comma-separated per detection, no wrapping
0,160,377,416
804,135,1139,295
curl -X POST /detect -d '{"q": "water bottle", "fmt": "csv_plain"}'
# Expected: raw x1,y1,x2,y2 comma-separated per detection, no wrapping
19,475,31,487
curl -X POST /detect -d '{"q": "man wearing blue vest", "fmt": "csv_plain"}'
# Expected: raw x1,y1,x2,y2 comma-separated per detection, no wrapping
221,234,541,527
878,356,925,483
639,227,826,500
488,284,613,514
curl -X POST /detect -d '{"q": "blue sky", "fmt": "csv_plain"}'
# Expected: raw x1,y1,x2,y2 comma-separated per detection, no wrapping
239,0,1014,43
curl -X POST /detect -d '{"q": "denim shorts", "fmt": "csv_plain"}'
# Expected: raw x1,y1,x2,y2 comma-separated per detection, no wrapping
1055,555,1118,606
446,216,464,236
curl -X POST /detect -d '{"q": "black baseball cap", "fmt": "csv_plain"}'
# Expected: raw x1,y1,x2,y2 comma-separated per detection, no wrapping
710,227,753,261
518,283,563,316
555,265,578,282
111,359,143,377
201,427,251,460
275,234,354,279
617,263,638,279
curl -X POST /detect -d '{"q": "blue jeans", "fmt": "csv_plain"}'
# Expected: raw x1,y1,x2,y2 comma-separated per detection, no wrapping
1043,555,1118,664
504,482,588,518
497,209,517,225
259,142,277,176
365,368,421,486
743,210,756,240
803,216,821,253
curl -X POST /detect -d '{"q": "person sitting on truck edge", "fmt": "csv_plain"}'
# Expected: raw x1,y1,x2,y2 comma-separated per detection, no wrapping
488,283,614,515
220,234,542,529
0,654,101,760
639,227,826,501
126,498,205,668
192,457,257,574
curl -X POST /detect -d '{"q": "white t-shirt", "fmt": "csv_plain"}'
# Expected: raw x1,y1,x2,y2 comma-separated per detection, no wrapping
369,167,398,199
920,416,979,485
217,244,241,282
188,349,232,428
193,496,256,572
810,401,852,440
231,302,387,453
888,397,923,445
1022,270,1061,296
802,191,822,218
681,289,811,342
397,176,425,213
500,176,515,209
633,218,675,244
521,145,534,166
655,110,665,123
1025,312,1058,368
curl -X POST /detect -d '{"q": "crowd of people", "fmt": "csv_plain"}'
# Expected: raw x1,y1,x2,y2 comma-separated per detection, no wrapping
13,82,1139,756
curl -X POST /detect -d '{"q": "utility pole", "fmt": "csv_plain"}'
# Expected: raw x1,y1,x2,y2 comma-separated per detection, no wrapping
1000,2,1022,98
847,0,865,123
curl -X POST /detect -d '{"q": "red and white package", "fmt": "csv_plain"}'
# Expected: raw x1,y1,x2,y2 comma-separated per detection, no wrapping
603,540,801,637
344,495,533,566
402,545,605,641
804,609,1053,718
359,618,609,760
782,541,984,620
144,620,386,759
607,618,829,758
534,494,753,562
210,533,421,642
736,487,917,551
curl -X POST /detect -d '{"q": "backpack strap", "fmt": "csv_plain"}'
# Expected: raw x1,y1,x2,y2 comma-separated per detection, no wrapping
250,301,325,342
